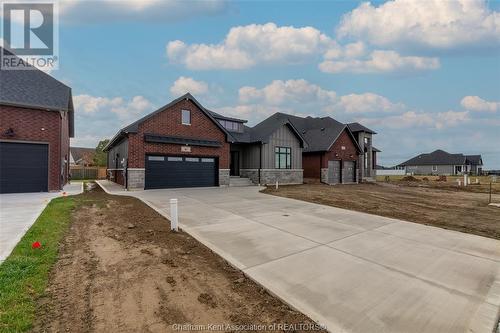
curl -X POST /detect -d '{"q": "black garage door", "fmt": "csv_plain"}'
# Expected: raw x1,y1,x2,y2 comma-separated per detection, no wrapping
0,142,49,193
145,155,217,189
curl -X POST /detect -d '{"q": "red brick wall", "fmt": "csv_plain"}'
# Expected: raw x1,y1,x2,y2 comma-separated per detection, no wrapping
321,129,359,168
303,153,321,178
0,105,65,191
302,129,359,179
60,109,70,185
127,99,229,168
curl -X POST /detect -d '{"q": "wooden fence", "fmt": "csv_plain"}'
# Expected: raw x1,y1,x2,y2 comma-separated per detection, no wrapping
70,166,107,180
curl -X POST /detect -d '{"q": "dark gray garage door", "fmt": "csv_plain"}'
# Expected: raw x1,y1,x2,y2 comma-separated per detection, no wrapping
0,142,49,193
343,161,356,183
327,160,341,185
145,155,217,189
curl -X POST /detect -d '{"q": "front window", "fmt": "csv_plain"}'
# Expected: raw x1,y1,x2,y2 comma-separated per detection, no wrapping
275,147,291,169
182,109,191,125
218,119,242,132
432,165,438,172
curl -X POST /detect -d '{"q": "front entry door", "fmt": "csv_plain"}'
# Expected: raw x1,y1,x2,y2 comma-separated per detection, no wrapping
230,151,239,176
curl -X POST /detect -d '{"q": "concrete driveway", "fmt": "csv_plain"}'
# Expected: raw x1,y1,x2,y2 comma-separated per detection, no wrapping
98,180,500,333
0,183,83,262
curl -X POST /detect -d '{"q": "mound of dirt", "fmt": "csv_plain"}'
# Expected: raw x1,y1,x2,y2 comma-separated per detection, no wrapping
436,175,447,182
401,175,420,182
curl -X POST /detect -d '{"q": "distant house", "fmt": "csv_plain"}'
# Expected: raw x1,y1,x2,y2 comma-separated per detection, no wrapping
70,147,96,166
0,47,74,193
398,150,483,175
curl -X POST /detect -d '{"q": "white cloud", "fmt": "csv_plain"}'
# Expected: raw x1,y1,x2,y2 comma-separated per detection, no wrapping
235,79,410,118
239,79,336,105
319,50,440,74
337,0,500,51
435,110,470,129
324,41,366,60
461,95,499,112
110,96,153,121
74,94,153,123
73,95,123,114
170,76,209,97
167,23,333,70
59,0,227,23
335,93,405,113
213,104,289,125
359,110,469,129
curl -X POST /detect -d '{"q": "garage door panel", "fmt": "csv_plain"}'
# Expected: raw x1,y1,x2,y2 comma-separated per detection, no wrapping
145,155,217,189
328,160,341,185
343,161,356,183
0,142,49,193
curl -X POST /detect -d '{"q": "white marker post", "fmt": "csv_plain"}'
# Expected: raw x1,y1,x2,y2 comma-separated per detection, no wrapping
275,180,279,190
463,174,468,187
170,198,178,232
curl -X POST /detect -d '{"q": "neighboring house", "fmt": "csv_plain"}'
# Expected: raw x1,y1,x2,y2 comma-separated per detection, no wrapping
70,147,96,166
399,149,483,175
0,48,74,193
104,93,378,190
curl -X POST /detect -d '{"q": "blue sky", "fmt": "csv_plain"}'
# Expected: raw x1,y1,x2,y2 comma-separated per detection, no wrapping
43,0,500,168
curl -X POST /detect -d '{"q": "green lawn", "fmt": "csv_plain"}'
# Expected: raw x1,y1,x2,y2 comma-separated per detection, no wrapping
0,196,77,332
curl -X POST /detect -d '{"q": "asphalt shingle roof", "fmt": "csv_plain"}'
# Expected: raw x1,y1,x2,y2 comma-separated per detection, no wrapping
105,95,368,154
0,47,74,136
465,155,483,165
347,122,377,134
400,149,469,166
0,48,72,112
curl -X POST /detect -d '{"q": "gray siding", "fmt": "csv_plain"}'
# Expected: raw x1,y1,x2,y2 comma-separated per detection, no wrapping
241,144,260,169
261,125,302,169
107,138,128,169
405,164,454,175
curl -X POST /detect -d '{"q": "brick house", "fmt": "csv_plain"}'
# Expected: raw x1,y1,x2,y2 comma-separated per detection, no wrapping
0,49,74,193
104,93,305,189
105,93,379,189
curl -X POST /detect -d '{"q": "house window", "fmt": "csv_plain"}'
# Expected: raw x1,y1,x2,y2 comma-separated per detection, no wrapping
218,119,242,132
432,165,437,172
182,109,191,125
275,147,291,169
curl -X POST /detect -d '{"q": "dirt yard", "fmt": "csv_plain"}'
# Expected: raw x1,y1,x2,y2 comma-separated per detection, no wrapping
263,182,500,240
34,185,325,332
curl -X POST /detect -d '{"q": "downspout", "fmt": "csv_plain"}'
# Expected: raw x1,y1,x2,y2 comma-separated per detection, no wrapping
59,111,64,190
319,154,323,181
258,143,262,185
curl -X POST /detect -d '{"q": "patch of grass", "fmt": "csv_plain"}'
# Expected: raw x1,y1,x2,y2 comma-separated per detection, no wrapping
0,196,77,332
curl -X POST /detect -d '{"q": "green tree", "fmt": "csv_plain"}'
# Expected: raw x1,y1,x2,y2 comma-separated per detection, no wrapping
94,139,109,167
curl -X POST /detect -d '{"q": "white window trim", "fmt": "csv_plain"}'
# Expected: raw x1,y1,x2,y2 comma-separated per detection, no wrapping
181,109,191,125
432,165,438,172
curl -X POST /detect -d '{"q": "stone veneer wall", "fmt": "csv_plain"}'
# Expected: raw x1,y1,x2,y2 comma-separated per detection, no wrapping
219,169,230,186
320,167,360,185
127,168,145,190
240,169,303,185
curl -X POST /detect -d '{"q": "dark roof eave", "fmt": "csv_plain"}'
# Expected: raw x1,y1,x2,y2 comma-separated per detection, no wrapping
0,100,69,112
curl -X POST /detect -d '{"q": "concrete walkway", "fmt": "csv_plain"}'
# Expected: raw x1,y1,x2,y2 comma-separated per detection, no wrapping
97,180,500,333
0,183,83,262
